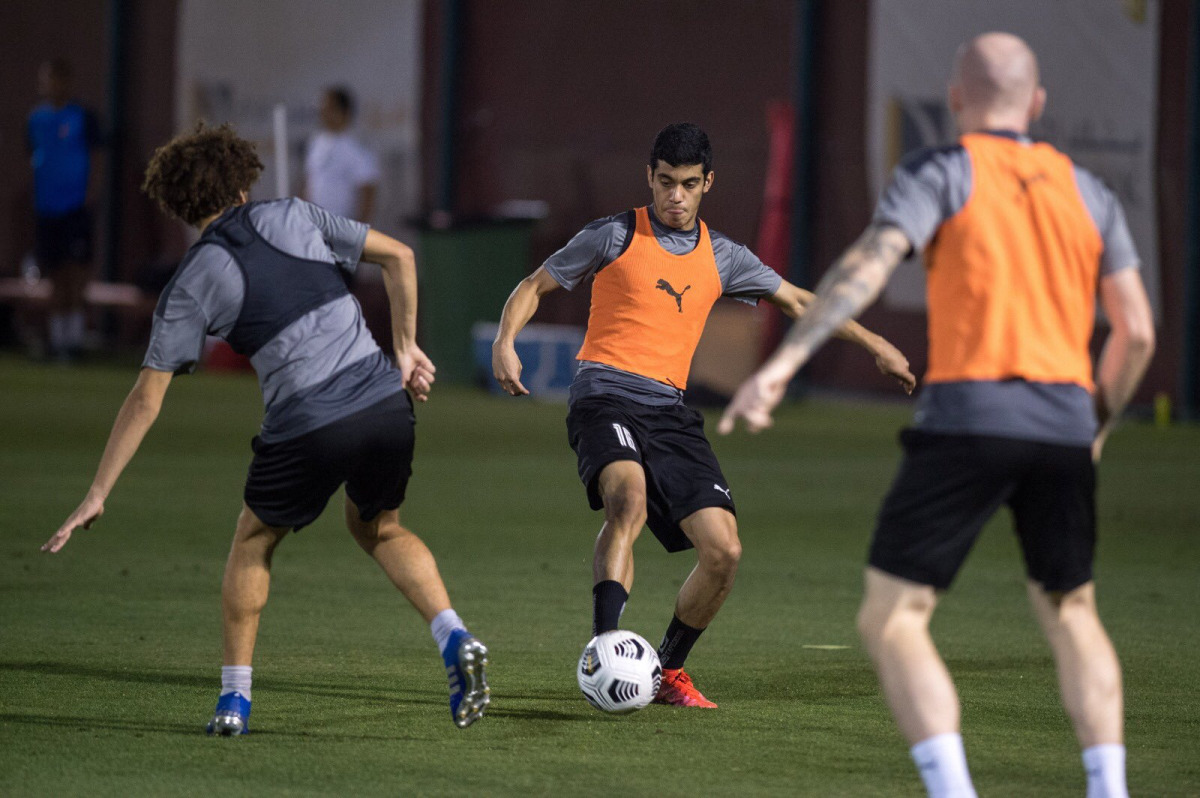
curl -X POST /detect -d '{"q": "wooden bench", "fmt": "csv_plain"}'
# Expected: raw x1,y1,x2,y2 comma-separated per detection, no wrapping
0,277,157,349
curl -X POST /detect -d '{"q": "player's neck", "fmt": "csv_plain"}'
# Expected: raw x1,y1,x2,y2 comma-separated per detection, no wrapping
958,111,1029,137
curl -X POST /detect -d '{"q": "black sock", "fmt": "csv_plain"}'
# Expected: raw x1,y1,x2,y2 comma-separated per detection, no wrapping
592,580,628,636
658,615,705,670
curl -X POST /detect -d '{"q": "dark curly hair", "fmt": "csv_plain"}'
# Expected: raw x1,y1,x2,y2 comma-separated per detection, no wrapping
142,122,264,226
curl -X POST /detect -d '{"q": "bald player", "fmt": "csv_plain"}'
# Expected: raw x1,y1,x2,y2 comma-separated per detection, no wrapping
493,123,915,708
721,34,1153,798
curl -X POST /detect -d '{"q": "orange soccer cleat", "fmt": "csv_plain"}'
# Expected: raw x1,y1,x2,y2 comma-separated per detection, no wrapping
653,668,718,708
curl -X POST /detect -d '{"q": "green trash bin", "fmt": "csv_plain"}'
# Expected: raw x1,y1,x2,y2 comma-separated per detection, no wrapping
417,219,534,384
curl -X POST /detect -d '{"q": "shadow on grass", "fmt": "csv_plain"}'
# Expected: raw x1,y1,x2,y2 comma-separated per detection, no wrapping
0,713,434,742
0,660,443,704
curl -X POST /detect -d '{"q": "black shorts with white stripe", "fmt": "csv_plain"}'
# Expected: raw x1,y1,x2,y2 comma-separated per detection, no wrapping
565,394,735,552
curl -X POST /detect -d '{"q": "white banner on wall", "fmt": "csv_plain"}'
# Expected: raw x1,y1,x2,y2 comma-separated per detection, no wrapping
175,0,423,233
867,0,1161,317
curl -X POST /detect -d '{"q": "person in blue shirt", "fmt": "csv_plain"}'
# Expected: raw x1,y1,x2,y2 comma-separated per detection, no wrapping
26,58,101,359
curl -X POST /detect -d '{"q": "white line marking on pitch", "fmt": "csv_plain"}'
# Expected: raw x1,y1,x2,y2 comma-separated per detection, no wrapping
802,645,852,650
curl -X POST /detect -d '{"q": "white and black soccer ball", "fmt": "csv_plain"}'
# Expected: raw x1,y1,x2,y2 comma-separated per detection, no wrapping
577,630,662,714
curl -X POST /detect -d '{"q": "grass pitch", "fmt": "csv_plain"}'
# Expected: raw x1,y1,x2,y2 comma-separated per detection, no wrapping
1,357,1197,796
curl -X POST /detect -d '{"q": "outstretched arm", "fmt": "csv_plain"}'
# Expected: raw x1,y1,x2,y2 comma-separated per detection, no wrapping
1093,268,1155,460
766,281,915,394
719,224,911,433
361,229,435,401
492,267,562,396
42,368,173,553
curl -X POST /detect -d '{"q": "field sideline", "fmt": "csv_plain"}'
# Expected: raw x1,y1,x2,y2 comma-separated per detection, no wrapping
1,357,1197,796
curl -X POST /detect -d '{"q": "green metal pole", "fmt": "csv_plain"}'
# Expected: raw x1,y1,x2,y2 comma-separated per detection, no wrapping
789,0,819,293
1182,0,1200,419
786,0,820,393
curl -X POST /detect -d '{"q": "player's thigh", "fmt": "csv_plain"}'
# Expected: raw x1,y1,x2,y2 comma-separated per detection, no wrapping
566,397,645,512
1009,443,1095,593
679,506,740,566
869,431,1025,590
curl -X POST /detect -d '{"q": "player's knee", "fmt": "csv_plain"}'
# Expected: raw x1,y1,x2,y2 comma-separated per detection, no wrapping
698,534,741,581
602,486,647,531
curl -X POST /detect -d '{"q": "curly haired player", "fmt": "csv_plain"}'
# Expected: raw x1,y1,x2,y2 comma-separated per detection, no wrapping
43,123,490,733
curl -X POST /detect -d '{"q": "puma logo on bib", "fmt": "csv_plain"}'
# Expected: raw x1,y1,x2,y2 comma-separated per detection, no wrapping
655,279,691,312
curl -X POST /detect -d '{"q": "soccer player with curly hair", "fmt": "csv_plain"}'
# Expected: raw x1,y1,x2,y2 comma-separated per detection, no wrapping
43,122,490,734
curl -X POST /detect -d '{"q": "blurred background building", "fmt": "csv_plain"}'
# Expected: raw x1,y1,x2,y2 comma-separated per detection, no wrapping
0,0,1195,414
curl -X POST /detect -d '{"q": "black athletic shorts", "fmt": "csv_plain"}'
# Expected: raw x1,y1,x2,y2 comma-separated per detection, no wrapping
869,430,1096,592
244,391,415,530
35,207,93,270
565,394,735,553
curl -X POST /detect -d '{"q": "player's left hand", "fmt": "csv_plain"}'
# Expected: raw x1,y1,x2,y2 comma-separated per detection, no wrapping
397,345,436,402
872,340,916,394
718,365,790,435
42,491,105,553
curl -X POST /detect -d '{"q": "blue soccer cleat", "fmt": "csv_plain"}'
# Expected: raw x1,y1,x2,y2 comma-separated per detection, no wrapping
206,691,251,736
443,629,490,728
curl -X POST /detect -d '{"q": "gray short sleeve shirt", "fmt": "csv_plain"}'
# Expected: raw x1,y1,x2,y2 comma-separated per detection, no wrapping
143,199,368,375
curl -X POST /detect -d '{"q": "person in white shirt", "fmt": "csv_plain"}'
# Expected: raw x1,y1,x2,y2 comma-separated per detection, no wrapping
302,86,381,224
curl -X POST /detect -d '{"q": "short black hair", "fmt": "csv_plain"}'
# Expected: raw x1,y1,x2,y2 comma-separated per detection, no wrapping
649,122,712,175
325,86,355,119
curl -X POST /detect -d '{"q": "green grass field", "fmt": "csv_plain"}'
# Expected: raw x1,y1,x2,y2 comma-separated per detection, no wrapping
2,357,1197,796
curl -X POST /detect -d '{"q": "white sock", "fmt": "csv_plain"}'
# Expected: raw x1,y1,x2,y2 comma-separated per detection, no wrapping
1083,744,1128,798
66,310,86,347
48,314,67,352
220,665,252,701
431,608,467,653
910,733,977,798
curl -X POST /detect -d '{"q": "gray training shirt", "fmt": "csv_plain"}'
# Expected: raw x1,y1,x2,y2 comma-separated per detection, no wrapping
143,198,404,442
544,207,783,406
872,130,1140,445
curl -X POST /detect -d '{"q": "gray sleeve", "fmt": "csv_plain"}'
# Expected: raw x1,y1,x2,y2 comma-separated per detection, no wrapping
542,213,631,290
299,198,369,273
1073,167,1140,275
141,248,244,374
872,145,971,253
711,233,783,306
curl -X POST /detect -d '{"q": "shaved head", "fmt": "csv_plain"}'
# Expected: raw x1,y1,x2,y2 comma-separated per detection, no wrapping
948,32,1044,132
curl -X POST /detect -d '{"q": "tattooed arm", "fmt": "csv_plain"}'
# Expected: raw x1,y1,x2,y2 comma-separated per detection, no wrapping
719,225,911,433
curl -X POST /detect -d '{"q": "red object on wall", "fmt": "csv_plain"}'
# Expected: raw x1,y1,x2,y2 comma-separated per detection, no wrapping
756,101,795,359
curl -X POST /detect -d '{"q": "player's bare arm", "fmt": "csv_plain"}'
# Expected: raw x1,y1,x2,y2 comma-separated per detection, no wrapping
1092,267,1155,460
361,229,435,401
42,367,173,553
766,281,915,393
719,224,910,434
492,266,561,396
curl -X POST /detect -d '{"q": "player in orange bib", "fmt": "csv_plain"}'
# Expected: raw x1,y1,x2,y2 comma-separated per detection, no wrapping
722,34,1154,798
493,123,916,708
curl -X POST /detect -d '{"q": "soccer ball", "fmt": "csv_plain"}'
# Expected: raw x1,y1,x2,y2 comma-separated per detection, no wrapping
577,630,662,713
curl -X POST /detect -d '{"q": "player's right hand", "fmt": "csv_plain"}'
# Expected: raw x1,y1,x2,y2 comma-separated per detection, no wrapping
42,491,105,553
492,342,529,396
